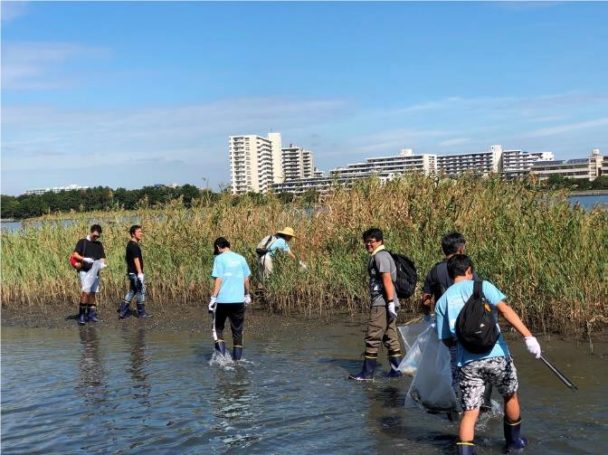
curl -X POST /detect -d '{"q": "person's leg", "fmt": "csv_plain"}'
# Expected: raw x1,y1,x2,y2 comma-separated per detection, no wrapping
349,306,383,380
86,275,100,322
383,313,403,377
228,304,245,360
119,274,136,318
457,360,487,452
494,358,526,452
78,272,89,325
135,277,149,318
213,304,229,355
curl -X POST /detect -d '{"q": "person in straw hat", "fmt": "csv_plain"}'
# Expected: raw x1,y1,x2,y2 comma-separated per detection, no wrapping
257,226,306,279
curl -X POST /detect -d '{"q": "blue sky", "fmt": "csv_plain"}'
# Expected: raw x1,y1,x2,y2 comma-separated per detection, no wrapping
2,1,607,195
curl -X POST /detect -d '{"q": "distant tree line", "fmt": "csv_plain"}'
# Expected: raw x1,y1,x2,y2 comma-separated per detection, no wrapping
544,175,608,191
1,184,214,219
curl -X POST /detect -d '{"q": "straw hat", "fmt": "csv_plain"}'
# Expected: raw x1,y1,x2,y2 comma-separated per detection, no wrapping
276,226,296,238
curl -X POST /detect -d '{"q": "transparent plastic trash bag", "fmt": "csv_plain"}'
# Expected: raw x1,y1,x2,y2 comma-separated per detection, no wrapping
405,321,458,413
398,316,432,376
81,260,105,293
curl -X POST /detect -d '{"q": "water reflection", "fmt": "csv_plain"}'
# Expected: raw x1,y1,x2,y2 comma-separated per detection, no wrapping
124,327,151,406
211,366,260,448
76,326,107,405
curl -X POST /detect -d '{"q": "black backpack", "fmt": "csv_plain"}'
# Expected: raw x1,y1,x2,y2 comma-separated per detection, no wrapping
388,251,418,299
255,235,276,257
455,281,500,354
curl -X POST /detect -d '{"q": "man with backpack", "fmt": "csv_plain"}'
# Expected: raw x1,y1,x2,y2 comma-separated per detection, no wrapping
118,225,149,319
435,254,542,454
256,227,305,279
349,228,404,380
71,224,106,325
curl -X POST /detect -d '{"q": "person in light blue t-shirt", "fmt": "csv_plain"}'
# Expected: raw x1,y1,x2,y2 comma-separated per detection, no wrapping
208,237,251,361
436,254,542,455
258,226,306,278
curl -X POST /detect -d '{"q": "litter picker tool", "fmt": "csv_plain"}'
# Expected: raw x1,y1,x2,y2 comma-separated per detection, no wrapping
540,355,578,391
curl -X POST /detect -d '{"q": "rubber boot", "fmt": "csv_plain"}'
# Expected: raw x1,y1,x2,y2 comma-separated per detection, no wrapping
215,340,227,356
233,345,243,361
456,441,475,455
136,303,150,319
348,357,377,381
118,301,130,319
87,305,98,323
387,351,403,378
78,304,87,325
504,418,527,453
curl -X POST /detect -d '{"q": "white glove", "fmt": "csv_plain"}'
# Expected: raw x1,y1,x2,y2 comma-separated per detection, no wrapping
82,257,94,264
388,301,398,321
137,273,144,283
244,294,252,306
208,296,217,313
525,336,542,359
299,260,308,270
99,262,107,269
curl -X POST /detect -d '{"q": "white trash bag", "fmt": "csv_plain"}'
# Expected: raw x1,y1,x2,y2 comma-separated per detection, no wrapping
398,321,432,376
398,316,431,352
405,322,458,413
81,260,105,293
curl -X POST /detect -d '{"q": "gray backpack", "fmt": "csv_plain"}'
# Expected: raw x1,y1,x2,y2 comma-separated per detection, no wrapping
256,235,276,257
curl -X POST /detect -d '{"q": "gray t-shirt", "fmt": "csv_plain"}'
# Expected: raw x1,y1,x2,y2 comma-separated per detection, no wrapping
368,250,397,307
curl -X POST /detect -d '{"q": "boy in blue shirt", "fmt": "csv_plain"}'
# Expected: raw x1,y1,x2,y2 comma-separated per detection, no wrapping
208,237,252,361
435,255,541,454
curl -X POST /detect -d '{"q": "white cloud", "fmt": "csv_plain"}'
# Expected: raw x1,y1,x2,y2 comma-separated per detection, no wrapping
439,137,471,147
524,118,608,138
2,41,110,90
1,1,28,23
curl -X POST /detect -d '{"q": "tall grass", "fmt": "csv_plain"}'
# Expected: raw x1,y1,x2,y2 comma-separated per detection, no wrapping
2,175,606,334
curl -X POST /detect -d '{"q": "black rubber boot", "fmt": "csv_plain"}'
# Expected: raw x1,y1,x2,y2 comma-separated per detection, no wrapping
456,441,475,455
118,301,130,319
136,303,150,319
348,357,377,381
78,304,87,325
504,418,527,453
87,305,99,323
387,351,403,378
233,345,243,361
214,340,227,356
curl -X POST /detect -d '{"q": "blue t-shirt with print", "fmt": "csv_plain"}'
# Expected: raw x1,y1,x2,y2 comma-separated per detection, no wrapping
211,252,251,304
435,280,510,367
268,237,290,256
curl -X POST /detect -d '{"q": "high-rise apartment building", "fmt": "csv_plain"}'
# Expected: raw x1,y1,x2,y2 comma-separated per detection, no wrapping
501,149,555,179
531,149,603,181
282,145,315,181
229,133,282,194
436,144,503,176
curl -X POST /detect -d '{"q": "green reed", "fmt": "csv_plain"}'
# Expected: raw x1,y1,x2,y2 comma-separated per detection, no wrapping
2,176,606,335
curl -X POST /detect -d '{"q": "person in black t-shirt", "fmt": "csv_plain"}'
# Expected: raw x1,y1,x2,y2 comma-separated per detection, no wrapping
72,224,106,325
118,225,149,319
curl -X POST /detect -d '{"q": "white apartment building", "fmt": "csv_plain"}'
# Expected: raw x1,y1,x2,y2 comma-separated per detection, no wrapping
25,184,89,195
229,133,282,194
501,149,555,179
282,145,315,181
436,144,503,176
531,149,603,181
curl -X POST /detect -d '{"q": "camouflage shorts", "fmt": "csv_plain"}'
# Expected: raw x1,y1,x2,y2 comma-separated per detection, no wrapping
458,356,519,411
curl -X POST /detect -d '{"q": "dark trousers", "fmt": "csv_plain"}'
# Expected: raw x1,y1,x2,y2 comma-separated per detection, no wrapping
214,303,245,346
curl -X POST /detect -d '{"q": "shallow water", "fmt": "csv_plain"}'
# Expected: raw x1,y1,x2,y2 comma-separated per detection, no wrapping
2,318,607,454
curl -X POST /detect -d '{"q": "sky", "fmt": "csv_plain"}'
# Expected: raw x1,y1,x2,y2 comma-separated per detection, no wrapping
2,1,607,195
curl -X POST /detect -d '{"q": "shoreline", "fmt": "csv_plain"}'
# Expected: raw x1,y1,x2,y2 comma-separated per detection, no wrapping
568,189,608,197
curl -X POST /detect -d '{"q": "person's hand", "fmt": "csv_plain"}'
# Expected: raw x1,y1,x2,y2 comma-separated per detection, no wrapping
137,273,144,283
388,301,398,321
525,336,541,359
83,257,94,264
299,260,308,271
208,296,217,313
244,294,252,306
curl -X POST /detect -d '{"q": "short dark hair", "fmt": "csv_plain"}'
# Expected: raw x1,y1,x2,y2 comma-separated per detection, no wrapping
130,225,142,236
362,228,383,242
441,232,466,256
447,254,475,279
90,224,102,234
213,237,230,255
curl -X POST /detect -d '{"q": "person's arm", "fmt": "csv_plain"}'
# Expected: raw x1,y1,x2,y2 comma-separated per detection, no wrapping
99,244,106,264
211,277,223,297
496,302,532,338
134,257,143,275
435,297,456,347
381,272,396,302
244,276,250,295
72,239,85,261
287,250,297,260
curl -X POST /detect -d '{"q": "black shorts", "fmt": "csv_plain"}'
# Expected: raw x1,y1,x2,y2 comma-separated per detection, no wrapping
214,303,245,346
